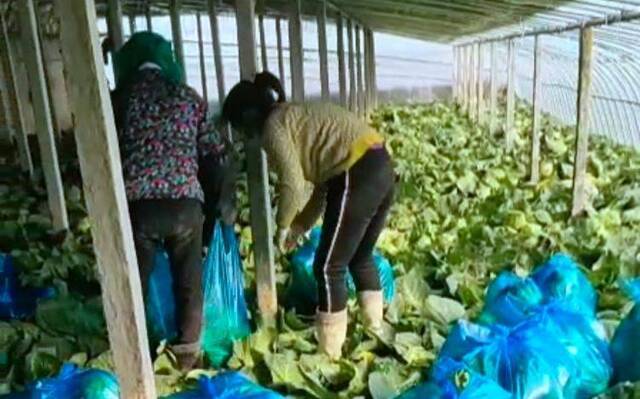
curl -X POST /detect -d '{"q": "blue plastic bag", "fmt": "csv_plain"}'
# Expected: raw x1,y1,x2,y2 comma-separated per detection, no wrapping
611,278,640,384
397,358,511,399
201,222,251,367
146,249,177,343
164,372,284,399
0,253,54,320
478,272,543,327
439,320,502,362
285,227,395,315
463,319,577,399
531,253,596,316
529,304,611,398
0,364,119,399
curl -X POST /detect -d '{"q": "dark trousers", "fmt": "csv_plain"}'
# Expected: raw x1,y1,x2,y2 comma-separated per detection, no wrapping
129,199,204,344
313,147,395,313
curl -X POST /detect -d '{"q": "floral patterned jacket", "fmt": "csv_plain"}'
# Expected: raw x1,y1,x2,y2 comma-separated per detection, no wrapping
112,69,225,203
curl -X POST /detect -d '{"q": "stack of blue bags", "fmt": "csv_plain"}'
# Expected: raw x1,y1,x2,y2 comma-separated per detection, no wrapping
399,253,637,399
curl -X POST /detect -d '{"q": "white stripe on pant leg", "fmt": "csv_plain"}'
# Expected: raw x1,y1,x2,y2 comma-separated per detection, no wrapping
323,171,350,313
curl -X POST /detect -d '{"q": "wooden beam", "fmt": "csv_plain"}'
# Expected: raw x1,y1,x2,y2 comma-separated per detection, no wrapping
259,14,268,72
207,0,225,104
571,28,594,217
20,0,69,231
469,43,477,121
288,0,304,102
489,41,498,135
234,0,277,321
170,0,185,70
0,52,13,144
42,36,74,134
128,13,136,35
107,0,124,50
506,39,516,149
530,35,543,184
355,25,364,117
336,15,347,107
196,11,208,102
54,1,156,397
275,16,286,95
145,3,153,31
317,0,330,101
369,29,378,109
476,43,484,125
347,19,356,112
0,13,33,175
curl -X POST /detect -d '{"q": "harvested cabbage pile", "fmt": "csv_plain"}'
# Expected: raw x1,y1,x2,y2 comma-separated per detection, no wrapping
1,101,640,398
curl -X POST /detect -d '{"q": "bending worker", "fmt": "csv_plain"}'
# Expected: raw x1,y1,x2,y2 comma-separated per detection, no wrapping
222,72,396,359
111,32,227,370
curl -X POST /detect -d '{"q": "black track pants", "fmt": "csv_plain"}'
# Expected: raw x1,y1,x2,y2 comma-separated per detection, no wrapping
313,147,395,313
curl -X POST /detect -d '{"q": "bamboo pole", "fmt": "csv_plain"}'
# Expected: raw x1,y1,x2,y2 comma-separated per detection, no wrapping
275,16,286,94
489,41,498,135
506,39,516,149
355,25,364,117
477,43,485,125
207,0,226,105
170,0,185,70
317,0,330,101
347,19,356,112
107,0,124,50
197,12,208,102
259,14,268,71
336,15,347,107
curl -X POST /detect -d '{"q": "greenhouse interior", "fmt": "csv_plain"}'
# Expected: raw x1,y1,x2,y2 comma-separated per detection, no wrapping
1,0,640,398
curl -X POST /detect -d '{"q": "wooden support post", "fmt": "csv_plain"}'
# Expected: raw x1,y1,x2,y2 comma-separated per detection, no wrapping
0,51,13,143
317,0,330,101
20,0,69,230
170,0,185,70
336,15,347,107
355,25,364,117
530,35,543,184
128,13,136,35
107,0,124,50
469,43,477,121
288,0,304,102
368,29,377,109
54,2,157,398
42,36,74,134
145,3,153,31
347,19,356,112
489,41,498,135
275,17,286,94
363,28,371,114
207,0,226,104
0,13,33,175
461,46,468,114
571,28,594,217
452,46,458,102
234,0,277,320
196,11,208,102
506,39,516,148
477,43,485,125
259,14,268,72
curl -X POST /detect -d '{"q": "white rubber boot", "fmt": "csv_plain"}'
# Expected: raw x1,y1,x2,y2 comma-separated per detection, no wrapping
316,309,348,360
358,290,384,331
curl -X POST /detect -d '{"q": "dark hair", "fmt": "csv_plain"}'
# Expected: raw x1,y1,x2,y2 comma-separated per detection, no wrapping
222,71,285,133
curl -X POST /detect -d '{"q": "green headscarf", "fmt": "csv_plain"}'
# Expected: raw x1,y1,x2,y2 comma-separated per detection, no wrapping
113,31,184,89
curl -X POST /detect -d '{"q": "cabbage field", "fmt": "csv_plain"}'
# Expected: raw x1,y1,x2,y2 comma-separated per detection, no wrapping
1,101,639,398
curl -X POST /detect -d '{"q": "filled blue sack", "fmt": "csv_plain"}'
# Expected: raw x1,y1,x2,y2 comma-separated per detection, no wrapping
201,222,251,367
146,249,177,343
0,363,119,399
529,304,611,398
397,358,511,399
439,320,503,362
531,253,596,316
285,226,395,315
610,278,640,384
164,372,284,399
0,253,54,320
463,319,577,399
477,272,543,327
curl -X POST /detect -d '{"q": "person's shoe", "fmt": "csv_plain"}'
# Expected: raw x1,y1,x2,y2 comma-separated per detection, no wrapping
316,309,348,360
358,290,384,331
171,341,202,372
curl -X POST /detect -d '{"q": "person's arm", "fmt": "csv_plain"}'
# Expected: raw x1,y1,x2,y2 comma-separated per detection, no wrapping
263,120,306,231
291,183,327,234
